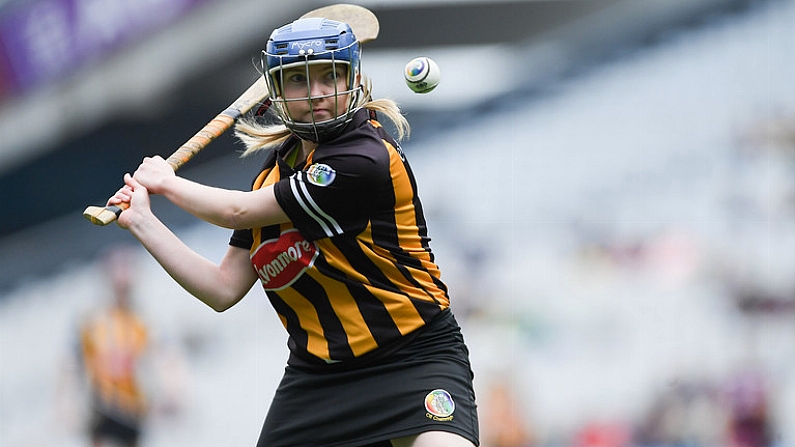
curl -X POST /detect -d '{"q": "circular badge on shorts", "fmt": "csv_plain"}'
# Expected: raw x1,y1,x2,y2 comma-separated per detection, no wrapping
424,389,455,418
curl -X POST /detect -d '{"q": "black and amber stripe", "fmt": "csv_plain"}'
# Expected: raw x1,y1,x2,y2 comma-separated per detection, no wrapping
245,112,448,362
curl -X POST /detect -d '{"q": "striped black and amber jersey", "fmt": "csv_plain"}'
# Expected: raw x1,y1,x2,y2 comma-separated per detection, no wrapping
230,108,449,365
80,307,149,419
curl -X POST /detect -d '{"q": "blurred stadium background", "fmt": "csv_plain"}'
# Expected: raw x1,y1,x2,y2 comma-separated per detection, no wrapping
2,0,794,446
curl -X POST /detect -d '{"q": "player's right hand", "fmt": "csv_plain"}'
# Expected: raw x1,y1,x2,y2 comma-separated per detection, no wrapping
108,173,153,229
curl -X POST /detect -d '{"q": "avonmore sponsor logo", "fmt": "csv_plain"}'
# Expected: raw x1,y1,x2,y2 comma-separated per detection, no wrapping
251,229,318,291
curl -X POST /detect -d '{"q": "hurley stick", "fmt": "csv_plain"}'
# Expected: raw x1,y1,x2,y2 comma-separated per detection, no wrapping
83,4,379,226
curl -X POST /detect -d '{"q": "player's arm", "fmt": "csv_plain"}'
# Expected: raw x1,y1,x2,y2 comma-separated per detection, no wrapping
110,174,258,311
133,155,290,230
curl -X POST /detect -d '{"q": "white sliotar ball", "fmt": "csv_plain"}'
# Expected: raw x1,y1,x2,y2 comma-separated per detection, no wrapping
404,57,441,94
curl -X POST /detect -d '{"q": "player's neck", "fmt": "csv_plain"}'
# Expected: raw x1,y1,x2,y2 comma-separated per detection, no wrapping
300,140,317,159
285,141,316,168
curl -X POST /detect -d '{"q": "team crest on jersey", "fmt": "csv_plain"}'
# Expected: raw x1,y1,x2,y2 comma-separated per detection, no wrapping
424,389,455,421
306,163,336,187
251,229,318,290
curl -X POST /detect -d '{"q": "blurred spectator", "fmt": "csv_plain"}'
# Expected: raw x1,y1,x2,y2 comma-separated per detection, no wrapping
482,380,535,447
77,246,151,447
574,420,631,447
725,369,774,447
636,378,727,446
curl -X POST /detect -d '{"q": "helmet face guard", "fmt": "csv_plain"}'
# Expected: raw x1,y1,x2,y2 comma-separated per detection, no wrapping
262,18,363,143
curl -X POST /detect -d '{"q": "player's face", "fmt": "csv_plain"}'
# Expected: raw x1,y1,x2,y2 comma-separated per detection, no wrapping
280,63,350,123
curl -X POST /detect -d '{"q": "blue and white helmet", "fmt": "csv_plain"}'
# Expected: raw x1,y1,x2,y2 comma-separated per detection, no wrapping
262,17,363,143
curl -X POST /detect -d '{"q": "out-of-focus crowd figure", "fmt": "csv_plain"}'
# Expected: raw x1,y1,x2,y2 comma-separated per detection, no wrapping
479,364,780,447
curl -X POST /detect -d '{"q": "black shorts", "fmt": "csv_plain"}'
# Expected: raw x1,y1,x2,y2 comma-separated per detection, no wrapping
257,310,479,447
90,410,141,445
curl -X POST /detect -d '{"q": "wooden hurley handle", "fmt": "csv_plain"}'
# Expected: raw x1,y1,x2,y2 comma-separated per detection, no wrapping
83,78,270,226
165,113,236,170
82,113,236,226
83,204,126,226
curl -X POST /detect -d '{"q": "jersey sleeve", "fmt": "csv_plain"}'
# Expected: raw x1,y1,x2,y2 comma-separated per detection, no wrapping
229,228,254,249
273,151,389,241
